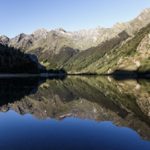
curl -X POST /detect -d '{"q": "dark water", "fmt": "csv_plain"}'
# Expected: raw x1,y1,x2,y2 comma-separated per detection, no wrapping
0,77,150,150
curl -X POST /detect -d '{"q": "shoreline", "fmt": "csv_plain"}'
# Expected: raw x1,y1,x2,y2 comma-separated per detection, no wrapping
0,72,149,79
0,73,66,78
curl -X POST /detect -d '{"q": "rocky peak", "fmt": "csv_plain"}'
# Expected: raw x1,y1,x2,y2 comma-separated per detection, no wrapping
0,35,10,45
112,8,150,35
55,28,67,33
9,33,33,50
10,33,27,43
32,28,49,39
128,8,150,33
17,33,27,42
137,8,150,20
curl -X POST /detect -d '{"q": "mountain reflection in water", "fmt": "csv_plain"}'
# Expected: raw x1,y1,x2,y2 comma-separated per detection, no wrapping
0,76,150,150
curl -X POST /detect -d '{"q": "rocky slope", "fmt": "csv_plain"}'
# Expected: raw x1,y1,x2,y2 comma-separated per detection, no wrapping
0,8,150,73
81,23,150,74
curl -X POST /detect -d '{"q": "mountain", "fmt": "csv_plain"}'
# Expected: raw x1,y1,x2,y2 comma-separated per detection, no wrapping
78,22,150,74
63,8,150,74
1,8,150,74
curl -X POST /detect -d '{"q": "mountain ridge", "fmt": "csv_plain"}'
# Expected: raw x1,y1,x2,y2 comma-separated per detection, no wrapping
0,8,150,74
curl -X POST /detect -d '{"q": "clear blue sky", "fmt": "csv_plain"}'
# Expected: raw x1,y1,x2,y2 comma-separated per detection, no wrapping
0,0,150,37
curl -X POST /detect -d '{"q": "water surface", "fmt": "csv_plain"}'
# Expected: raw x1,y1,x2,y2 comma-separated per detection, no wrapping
0,76,150,150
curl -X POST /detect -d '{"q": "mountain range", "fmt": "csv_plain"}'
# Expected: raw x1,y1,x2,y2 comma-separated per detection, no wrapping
0,8,150,74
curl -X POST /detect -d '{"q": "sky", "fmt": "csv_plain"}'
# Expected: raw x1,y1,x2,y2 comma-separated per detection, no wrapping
0,0,150,37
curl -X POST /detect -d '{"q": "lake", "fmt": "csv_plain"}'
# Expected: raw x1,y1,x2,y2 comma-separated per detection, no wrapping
0,76,150,150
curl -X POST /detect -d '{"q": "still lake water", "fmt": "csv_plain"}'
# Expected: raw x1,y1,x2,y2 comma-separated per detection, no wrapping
0,76,150,150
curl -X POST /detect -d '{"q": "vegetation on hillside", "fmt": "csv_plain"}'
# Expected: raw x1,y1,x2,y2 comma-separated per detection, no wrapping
0,44,39,73
81,23,150,74
63,31,129,72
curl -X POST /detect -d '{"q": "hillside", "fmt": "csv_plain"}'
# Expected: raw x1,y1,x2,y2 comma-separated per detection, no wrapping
76,23,150,74
0,44,40,73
